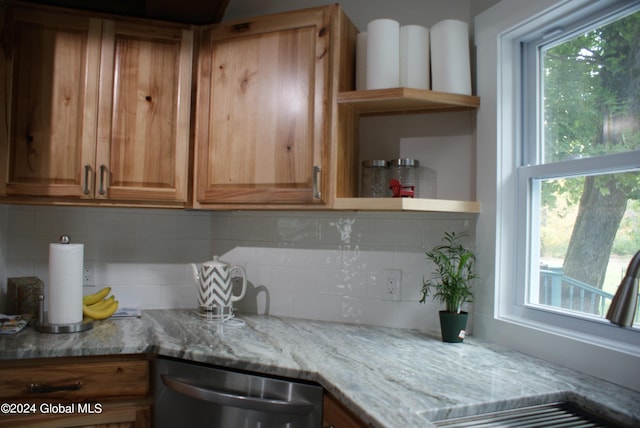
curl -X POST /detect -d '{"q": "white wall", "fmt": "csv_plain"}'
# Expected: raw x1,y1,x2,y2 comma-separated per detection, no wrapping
2,205,476,333
3,206,212,311
223,0,474,30
0,0,483,335
211,211,475,330
0,0,501,337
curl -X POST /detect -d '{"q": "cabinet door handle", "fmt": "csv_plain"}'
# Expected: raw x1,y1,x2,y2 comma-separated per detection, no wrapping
28,381,83,394
313,165,321,199
99,165,108,195
83,165,91,195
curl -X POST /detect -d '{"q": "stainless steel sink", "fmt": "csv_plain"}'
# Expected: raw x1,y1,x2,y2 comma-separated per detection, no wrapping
430,401,624,427
420,393,635,428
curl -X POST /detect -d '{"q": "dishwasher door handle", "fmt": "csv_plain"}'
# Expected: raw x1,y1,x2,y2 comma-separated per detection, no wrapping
161,374,315,415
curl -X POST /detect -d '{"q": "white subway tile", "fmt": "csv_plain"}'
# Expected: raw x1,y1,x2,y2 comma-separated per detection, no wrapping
8,208,35,237
140,211,211,239
6,260,36,279
100,263,138,285
271,266,316,292
293,292,340,321
317,268,369,297
366,218,423,247
87,211,141,238
34,207,89,237
319,216,366,245
274,217,319,242
3,206,476,332
292,247,341,269
160,285,197,309
110,285,162,309
263,289,294,317
230,215,274,241
211,213,233,239
136,263,186,286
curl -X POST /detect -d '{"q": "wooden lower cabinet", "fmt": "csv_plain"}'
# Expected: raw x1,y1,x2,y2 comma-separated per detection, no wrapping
323,392,367,428
0,355,151,428
0,406,149,428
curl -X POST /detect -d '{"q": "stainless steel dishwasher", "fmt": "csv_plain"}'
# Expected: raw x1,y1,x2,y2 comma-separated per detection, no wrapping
153,356,323,428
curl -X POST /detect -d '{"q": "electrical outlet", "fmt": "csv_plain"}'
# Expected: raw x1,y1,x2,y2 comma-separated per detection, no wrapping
381,269,402,301
83,262,96,287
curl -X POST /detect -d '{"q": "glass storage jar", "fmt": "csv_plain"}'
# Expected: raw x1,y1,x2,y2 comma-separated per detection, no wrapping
360,160,390,197
389,158,420,197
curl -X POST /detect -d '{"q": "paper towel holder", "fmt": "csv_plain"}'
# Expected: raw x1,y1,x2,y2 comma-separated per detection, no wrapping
35,235,94,333
35,294,93,333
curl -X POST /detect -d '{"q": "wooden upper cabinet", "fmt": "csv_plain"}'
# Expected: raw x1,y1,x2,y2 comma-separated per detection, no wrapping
193,6,355,208
0,7,101,198
96,20,192,203
0,4,193,206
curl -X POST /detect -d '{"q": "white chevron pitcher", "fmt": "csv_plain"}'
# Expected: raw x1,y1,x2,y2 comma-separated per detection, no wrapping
191,256,247,318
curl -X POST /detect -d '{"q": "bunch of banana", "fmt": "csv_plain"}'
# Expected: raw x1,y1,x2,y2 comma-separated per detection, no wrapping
82,287,119,320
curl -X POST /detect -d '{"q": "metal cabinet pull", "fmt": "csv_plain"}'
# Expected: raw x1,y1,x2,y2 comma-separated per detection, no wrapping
161,375,314,415
313,165,321,199
29,381,83,394
99,165,108,195
83,165,91,195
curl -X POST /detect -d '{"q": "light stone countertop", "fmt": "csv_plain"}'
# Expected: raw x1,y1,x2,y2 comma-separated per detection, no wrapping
1,309,639,427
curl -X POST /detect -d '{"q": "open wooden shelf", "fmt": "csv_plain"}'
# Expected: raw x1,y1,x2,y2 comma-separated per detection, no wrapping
335,87,481,214
333,197,480,213
337,87,480,115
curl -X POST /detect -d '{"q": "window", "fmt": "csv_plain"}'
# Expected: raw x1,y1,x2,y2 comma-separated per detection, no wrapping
519,2,640,331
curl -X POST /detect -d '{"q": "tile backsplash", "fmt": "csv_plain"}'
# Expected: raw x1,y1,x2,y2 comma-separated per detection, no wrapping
1,205,476,333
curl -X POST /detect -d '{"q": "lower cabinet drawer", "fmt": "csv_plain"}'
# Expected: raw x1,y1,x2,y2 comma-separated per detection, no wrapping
0,356,149,401
0,405,150,428
0,355,151,428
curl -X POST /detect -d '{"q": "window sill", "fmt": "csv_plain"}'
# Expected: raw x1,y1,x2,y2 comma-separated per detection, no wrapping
496,312,640,357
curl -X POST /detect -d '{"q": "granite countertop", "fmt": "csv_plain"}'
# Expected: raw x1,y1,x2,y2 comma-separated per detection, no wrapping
1,309,639,427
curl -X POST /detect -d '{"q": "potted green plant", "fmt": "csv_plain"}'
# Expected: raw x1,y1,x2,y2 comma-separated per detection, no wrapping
420,231,477,343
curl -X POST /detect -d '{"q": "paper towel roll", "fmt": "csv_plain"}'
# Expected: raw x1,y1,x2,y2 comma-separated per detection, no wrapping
366,19,400,89
48,242,84,324
356,31,367,90
430,19,471,95
400,25,430,90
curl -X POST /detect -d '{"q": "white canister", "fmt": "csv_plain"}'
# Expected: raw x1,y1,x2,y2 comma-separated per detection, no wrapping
366,19,400,89
430,19,472,95
400,25,430,90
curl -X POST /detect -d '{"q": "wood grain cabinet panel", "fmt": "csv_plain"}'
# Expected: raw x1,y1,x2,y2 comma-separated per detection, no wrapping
0,7,101,199
193,5,357,208
322,392,367,428
0,3,192,207
0,355,151,428
96,20,192,203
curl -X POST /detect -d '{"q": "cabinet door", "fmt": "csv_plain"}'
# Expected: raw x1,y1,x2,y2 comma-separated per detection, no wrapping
0,7,101,198
322,392,366,428
96,20,192,204
194,8,331,206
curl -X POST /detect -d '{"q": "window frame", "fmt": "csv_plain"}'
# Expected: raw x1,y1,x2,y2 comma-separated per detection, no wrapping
513,0,640,348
